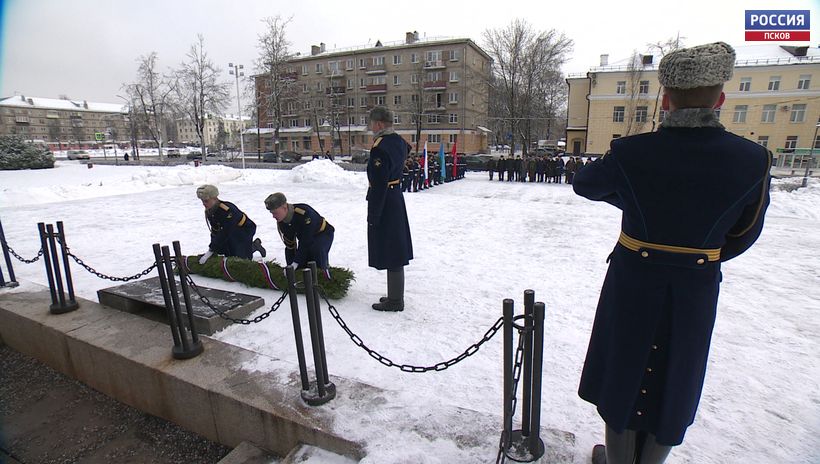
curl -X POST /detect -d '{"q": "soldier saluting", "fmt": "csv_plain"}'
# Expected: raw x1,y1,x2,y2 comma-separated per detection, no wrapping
574,42,772,464
366,107,413,312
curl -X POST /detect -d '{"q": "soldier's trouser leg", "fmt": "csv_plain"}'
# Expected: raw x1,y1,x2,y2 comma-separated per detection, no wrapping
605,426,672,464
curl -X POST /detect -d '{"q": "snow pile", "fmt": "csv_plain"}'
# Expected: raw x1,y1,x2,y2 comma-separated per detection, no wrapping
769,177,820,221
288,159,364,188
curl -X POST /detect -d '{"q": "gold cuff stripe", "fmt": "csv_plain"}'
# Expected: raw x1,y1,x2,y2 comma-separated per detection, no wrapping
618,231,721,261
237,214,247,227
318,218,327,233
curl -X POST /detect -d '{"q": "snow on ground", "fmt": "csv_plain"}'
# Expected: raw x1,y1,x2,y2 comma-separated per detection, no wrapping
1,160,818,463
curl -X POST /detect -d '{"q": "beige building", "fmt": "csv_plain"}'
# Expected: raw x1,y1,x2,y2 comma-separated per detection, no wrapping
253,33,493,155
0,95,129,150
567,45,820,169
176,113,248,149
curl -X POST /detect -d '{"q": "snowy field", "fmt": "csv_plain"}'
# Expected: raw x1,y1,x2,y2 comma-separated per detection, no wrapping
1,160,818,464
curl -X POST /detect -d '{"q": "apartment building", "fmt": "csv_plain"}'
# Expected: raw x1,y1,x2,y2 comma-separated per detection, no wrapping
566,45,820,169
252,32,493,155
176,113,248,148
0,95,129,150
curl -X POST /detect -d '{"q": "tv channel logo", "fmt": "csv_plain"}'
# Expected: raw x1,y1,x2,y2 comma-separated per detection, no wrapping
745,10,810,41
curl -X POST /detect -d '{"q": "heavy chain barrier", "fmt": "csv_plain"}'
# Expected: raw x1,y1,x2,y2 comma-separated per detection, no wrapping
51,237,157,282
4,241,44,264
496,332,527,464
185,273,288,325
318,288,505,373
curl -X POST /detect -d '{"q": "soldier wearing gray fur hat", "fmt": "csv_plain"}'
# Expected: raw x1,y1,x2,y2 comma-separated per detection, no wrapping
574,42,772,464
196,184,266,264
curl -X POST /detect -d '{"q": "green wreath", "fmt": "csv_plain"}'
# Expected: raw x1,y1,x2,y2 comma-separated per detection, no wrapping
182,255,354,300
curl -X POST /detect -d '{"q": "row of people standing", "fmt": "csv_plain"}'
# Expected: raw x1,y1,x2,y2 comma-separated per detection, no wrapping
401,154,466,192
488,155,592,184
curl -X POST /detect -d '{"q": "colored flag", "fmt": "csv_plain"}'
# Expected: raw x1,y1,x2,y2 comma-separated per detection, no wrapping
439,142,446,180
451,140,458,178
423,141,429,186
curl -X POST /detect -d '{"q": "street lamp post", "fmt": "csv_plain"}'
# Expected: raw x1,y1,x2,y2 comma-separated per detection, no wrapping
803,119,820,188
228,63,246,169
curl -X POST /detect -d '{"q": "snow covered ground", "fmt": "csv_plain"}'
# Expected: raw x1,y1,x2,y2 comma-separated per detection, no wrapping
1,160,818,463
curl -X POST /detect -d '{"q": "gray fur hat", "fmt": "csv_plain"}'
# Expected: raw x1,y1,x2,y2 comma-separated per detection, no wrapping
658,42,735,89
264,192,287,211
196,184,219,200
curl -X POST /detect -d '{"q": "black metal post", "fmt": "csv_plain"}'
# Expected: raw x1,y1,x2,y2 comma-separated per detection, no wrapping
309,261,330,386
529,302,546,457
502,298,514,449
162,245,202,359
38,223,58,306
46,224,67,310
286,266,310,391
56,222,77,307
301,267,336,405
521,289,535,436
0,217,19,287
173,241,201,346
153,244,183,349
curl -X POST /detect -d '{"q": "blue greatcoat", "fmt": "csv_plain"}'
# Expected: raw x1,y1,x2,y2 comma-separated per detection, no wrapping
366,131,413,270
206,200,257,260
573,111,771,446
276,203,334,269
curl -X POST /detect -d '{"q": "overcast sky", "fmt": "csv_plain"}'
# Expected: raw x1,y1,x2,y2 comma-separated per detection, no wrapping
1,0,818,106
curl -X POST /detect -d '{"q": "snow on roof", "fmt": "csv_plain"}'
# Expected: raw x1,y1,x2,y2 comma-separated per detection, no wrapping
0,95,127,113
590,44,820,73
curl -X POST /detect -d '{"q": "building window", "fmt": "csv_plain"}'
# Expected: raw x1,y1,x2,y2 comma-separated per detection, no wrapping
427,71,442,82
393,75,400,85
659,110,668,122
449,113,458,123
346,59,354,70
449,92,458,104
393,55,402,65
411,94,419,104
411,134,417,143
757,135,769,148
317,100,324,109
394,95,402,105
449,49,460,61
411,74,419,84
739,78,751,92
785,136,798,149
449,134,457,143
427,114,440,124
328,61,340,74
616,81,626,94
733,105,747,123
302,83,308,93
635,106,647,122
360,116,367,125
613,106,625,122
360,97,367,107
305,100,311,109
302,65,308,75
797,74,811,90
449,71,459,82
348,116,355,125
375,96,385,106
290,119,298,127
347,97,355,107
347,79,353,89
429,134,441,143
370,75,386,85
411,53,418,63
393,114,401,124
639,80,649,94
761,104,776,123
790,104,806,123
426,50,442,63
304,118,311,127
372,56,385,66
360,78,366,88
316,81,323,91
315,63,323,74
768,76,780,91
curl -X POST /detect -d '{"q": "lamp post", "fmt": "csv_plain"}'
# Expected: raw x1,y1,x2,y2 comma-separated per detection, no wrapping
803,118,820,188
228,63,246,169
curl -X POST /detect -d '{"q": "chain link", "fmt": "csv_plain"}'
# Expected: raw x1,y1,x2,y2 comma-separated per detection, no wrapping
66,250,157,282
185,273,288,325
317,287,504,373
3,241,44,264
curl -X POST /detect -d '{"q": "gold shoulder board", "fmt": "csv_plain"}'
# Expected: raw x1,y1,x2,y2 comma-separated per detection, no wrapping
294,207,306,215
219,203,230,211
373,137,382,148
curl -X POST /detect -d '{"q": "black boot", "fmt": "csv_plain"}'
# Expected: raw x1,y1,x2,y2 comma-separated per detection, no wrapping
592,444,606,464
372,268,404,311
253,238,266,257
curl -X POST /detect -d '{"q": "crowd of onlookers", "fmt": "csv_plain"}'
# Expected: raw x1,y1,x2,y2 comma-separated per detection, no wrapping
487,155,593,184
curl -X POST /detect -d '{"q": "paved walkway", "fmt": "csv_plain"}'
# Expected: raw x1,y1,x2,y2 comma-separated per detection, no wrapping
0,345,230,464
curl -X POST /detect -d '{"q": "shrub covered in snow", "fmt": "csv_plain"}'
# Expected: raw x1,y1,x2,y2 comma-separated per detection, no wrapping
0,135,54,170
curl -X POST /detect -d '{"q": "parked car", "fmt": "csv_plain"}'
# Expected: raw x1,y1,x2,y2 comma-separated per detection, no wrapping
186,152,203,161
166,148,181,158
462,154,494,171
67,150,90,160
262,151,302,163
350,149,370,164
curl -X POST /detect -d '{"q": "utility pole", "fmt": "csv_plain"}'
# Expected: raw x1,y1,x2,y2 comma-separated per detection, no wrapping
803,117,819,188
228,63,246,169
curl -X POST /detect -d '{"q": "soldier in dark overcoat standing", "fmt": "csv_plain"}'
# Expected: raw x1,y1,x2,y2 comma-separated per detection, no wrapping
366,107,414,312
574,42,772,464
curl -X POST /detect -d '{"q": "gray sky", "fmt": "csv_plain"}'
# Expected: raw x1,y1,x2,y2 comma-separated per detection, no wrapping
1,0,817,106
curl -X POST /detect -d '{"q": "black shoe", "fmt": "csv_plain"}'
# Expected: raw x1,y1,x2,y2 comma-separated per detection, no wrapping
592,444,606,464
372,299,404,312
253,238,266,258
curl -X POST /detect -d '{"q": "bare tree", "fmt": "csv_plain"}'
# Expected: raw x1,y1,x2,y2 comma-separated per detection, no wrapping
647,36,685,130
173,34,231,157
484,19,572,155
126,52,174,158
399,58,427,155
255,15,297,158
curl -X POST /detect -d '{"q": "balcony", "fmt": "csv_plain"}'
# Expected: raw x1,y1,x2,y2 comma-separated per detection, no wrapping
366,64,386,74
14,116,30,124
424,60,445,69
366,84,387,93
325,86,346,95
424,105,447,113
279,72,298,81
423,80,447,90
328,69,345,77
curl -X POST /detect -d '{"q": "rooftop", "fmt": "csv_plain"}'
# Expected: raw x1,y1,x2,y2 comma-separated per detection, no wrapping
0,95,126,113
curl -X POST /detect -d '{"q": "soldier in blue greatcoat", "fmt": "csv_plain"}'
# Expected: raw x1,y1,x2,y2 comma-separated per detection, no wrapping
366,107,413,312
264,192,334,277
196,184,265,264
574,43,772,464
